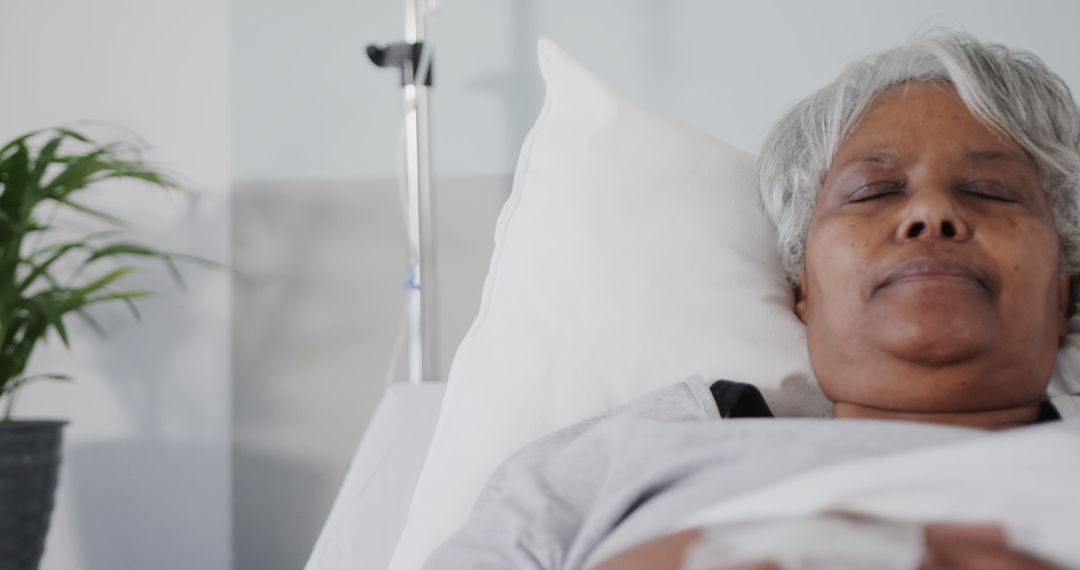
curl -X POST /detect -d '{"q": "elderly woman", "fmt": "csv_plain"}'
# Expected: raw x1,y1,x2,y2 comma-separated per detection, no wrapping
425,32,1080,570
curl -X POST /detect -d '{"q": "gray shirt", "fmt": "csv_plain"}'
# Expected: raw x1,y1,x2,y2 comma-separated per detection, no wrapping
424,377,982,570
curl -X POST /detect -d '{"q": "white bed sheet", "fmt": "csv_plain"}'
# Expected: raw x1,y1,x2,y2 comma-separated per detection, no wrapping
305,381,446,570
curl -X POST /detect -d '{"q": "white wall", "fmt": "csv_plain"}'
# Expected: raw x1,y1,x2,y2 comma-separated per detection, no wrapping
230,1,1080,568
0,2,232,569
231,176,504,570
236,0,1080,180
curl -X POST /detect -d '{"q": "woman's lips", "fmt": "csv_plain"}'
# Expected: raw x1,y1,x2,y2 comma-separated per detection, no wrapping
877,259,989,291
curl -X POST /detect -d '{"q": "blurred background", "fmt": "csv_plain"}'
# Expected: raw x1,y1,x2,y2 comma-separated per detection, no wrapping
2,1,1078,569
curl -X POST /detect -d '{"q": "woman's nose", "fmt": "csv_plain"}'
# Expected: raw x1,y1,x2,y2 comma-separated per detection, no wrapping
895,189,972,242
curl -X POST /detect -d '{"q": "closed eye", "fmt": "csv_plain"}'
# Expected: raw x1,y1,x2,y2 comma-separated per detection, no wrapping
959,181,1018,203
849,181,905,203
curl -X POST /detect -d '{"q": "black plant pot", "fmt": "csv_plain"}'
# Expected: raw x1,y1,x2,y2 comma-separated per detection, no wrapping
0,421,66,570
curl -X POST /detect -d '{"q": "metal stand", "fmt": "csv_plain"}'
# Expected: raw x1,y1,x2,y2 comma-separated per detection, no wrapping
367,1,438,384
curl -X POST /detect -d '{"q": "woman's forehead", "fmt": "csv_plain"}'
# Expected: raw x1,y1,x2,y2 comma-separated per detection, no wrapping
831,81,1034,172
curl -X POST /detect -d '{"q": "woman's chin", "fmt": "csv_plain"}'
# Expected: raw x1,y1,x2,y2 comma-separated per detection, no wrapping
866,314,994,368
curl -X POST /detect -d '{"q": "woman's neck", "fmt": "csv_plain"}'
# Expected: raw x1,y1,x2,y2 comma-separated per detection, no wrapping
831,401,1044,430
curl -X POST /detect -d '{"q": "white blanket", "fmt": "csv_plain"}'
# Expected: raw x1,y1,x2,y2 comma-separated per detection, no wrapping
675,421,1080,569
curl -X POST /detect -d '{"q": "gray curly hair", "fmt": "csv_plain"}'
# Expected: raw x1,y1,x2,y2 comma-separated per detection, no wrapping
758,31,1080,286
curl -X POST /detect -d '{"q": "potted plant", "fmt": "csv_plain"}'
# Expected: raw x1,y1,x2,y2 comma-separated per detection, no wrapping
0,127,193,569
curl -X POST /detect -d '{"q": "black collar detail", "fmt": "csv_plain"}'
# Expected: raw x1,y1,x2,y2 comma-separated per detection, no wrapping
708,380,774,418
1038,400,1062,423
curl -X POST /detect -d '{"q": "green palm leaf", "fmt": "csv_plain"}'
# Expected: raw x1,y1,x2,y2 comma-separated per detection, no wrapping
0,127,204,421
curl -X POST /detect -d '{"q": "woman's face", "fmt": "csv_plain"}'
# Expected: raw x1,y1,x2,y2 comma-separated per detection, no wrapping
797,81,1071,414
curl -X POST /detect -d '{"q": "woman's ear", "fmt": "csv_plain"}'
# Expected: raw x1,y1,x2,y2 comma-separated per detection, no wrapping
794,273,808,325
1059,274,1075,339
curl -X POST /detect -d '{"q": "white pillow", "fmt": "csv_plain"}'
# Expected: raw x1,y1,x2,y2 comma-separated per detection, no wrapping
388,39,829,570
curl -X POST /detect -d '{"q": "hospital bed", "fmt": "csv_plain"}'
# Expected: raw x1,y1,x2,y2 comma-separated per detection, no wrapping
306,382,445,570
306,37,1080,570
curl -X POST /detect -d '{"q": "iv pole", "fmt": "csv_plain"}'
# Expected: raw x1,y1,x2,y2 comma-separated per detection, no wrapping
367,0,438,384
